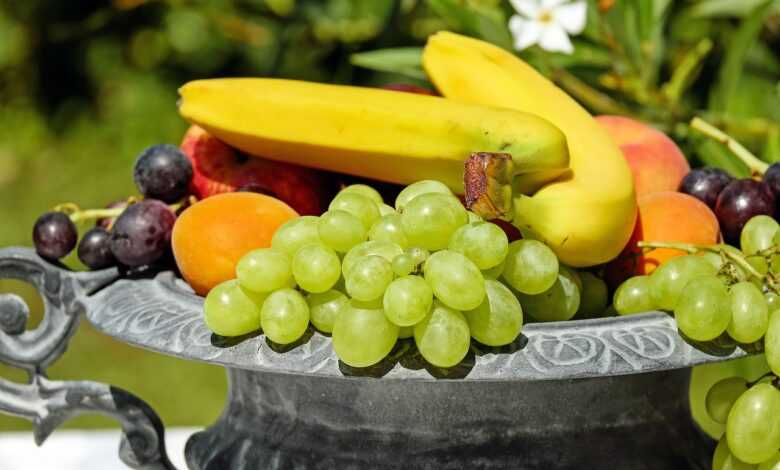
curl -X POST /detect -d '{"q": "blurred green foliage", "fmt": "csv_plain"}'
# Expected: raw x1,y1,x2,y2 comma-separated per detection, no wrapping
0,0,778,433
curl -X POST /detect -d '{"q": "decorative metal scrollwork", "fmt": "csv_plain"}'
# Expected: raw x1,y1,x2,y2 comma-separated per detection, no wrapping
0,247,176,470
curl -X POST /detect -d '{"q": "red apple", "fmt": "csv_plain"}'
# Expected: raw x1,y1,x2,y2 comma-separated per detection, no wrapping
596,115,690,199
180,125,334,215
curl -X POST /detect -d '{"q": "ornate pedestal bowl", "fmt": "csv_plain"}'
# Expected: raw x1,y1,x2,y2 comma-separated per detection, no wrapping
0,247,746,469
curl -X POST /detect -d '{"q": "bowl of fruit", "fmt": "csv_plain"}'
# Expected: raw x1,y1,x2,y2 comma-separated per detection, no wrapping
3,32,780,470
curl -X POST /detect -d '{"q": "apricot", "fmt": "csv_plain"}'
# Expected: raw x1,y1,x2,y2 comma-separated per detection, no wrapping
605,191,720,288
172,192,298,295
596,115,690,198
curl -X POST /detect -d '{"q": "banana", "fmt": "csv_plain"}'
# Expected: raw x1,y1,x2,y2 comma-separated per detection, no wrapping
423,32,637,267
178,78,569,191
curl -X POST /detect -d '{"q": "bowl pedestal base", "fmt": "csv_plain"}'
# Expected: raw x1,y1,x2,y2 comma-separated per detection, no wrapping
186,367,712,470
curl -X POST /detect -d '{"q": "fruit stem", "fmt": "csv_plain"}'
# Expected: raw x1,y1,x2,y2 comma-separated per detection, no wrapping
637,240,767,284
58,200,184,225
69,208,125,224
747,371,777,387
690,117,769,175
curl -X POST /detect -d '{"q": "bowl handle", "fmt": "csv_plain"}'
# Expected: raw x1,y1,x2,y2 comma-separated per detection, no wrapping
0,247,177,470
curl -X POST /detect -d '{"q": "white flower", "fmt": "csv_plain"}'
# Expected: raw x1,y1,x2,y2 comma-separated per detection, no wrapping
508,0,587,54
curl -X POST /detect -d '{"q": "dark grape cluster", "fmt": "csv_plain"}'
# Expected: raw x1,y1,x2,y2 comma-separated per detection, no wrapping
32,144,192,270
680,166,780,246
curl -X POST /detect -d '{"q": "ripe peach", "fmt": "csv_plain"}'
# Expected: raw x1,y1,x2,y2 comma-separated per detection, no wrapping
605,191,720,288
596,115,690,198
172,192,298,295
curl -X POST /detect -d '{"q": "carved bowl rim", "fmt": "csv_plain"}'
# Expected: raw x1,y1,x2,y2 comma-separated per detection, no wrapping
79,268,748,382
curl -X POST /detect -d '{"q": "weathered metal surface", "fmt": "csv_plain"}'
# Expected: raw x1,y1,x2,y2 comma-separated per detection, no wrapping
0,248,175,470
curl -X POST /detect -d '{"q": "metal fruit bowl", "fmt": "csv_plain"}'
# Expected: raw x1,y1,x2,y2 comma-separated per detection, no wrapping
0,247,747,469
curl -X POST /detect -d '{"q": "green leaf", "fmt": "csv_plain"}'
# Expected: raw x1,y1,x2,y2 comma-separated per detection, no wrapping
350,47,426,80
764,127,780,164
426,0,513,49
687,0,780,18
692,138,750,178
708,0,775,112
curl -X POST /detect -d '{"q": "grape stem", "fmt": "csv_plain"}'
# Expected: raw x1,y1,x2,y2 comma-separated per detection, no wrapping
636,241,780,294
747,371,777,387
690,117,768,175
53,200,184,225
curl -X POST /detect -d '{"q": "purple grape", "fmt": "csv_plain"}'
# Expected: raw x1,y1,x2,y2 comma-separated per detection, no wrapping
77,227,115,269
109,200,176,267
715,179,776,245
763,163,780,199
678,167,733,209
33,212,78,260
96,200,129,229
133,144,193,203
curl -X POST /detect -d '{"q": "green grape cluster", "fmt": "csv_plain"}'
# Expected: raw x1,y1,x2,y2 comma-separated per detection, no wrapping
610,215,780,469
614,215,780,346
203,180,610,370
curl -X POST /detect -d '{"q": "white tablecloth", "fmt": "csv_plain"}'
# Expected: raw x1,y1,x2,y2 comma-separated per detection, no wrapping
0,428,197,470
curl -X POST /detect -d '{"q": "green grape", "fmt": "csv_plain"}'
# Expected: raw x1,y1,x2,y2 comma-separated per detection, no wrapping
339,183,384,205
292,243,341,293
727,383,780,464
260,288,310,344
759,453,780,470
465,279,523,346
318,210,367,253
332,299,399,367
713,435,757,470
702,244,748,275
204,279,265,337
502,239,559,294
401,193,467,251
707,377,748,424
307,289,348,334
398,326,414,339
236,248,294,293
392,253,416,277
482,258,506,279
383,275,433,326
613,275,656,316
424,250,486,310
467,211,483,223
576,272,609,318
517,267,580,322
748,255,770,274
414,301,470,368
741,215,780,256
369,213,409,248
674,276,730,341
395,179,452,211
765,307,780,376
767,293,780,311
406,246,430,265
328,192,380,231
345,255,394,301
271,216,320,257
448,222,509,270
728,282,769,344
342,240,403,277
650,255,717,311
378,203,396,216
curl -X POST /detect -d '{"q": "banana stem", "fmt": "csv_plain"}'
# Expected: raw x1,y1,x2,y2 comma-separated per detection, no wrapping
690,117,768,175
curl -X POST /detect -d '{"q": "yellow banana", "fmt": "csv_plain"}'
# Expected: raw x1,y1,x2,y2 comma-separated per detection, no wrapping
178,78,569,191
423,32,637,267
